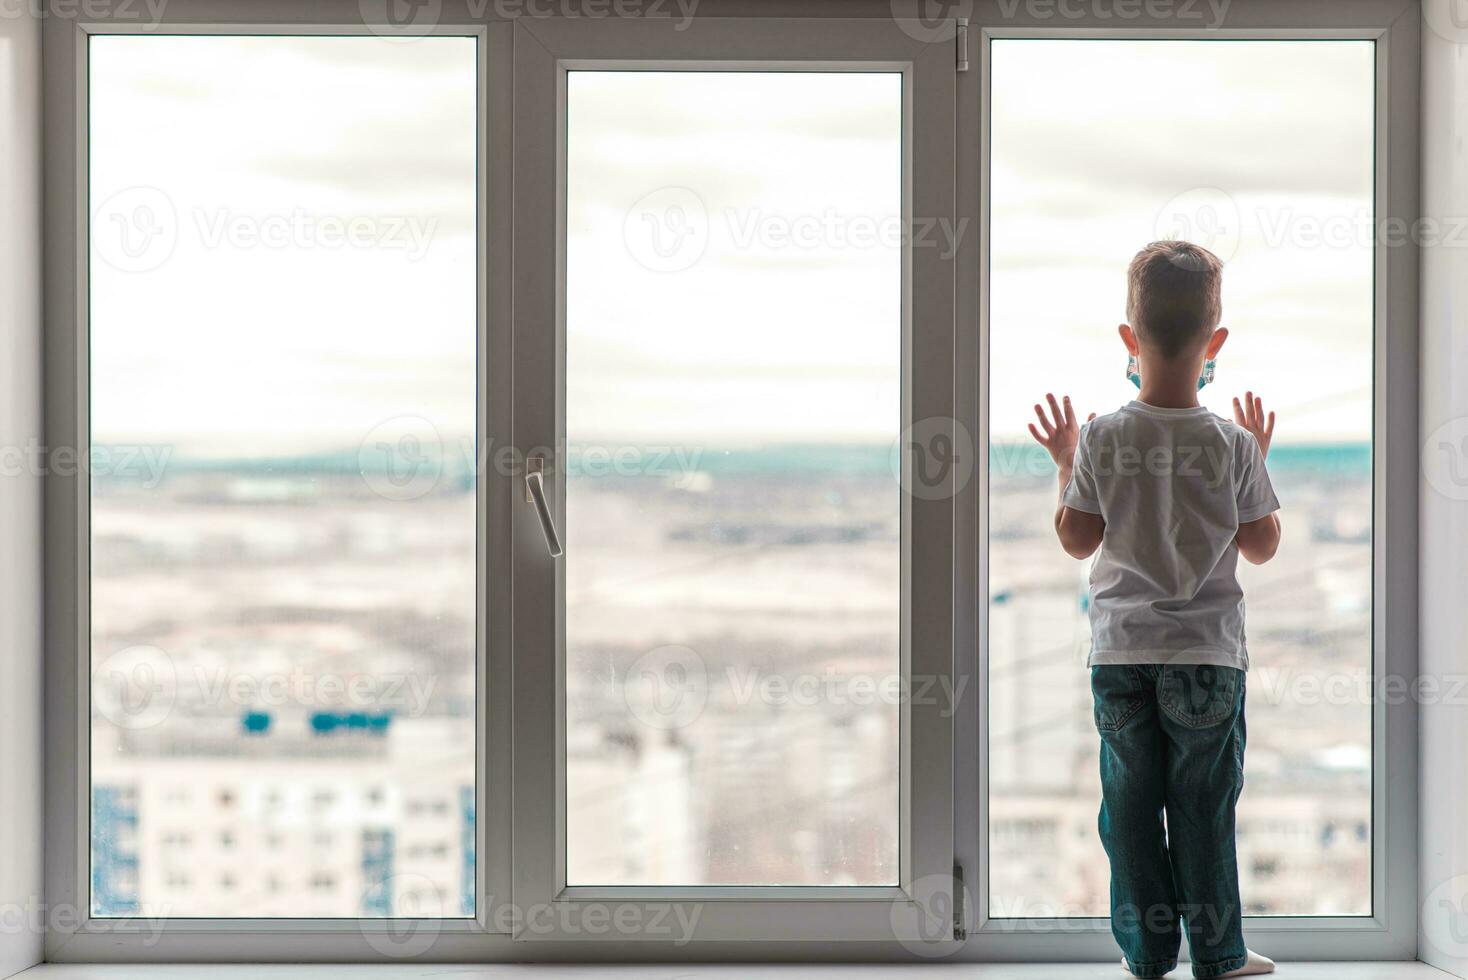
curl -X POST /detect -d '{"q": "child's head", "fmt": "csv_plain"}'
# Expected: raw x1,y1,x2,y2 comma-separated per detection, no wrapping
1120,241,1228,379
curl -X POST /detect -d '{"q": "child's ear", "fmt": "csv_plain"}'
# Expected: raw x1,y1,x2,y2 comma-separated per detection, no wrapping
1118,323,1139,355
1206,326,1229,358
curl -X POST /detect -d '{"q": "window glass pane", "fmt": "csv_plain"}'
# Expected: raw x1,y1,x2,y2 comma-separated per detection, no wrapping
987,40,1374,917
565,71,902,886
88,35,477,918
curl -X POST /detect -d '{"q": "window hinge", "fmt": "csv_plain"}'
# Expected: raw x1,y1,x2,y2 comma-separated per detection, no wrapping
956,19,969,73
952,862,967,941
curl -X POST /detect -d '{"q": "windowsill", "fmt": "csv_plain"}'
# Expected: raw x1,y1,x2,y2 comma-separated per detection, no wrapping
13,963,1455,980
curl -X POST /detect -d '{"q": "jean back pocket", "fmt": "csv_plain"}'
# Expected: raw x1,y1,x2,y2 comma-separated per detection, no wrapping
1158,664,1241,729
1091,666,1146,733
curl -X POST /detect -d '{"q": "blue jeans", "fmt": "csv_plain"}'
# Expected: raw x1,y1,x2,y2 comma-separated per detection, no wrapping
1092,664,1249,979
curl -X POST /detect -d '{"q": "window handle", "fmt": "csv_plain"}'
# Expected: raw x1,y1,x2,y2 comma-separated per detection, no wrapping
524,464,563,558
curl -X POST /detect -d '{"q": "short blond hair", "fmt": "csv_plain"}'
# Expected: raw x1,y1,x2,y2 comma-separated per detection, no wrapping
1126,241,1223,359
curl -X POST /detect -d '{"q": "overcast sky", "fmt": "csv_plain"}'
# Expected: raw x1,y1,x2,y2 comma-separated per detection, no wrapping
90,36,1373,455
990,39,1375,442
89,35,477,456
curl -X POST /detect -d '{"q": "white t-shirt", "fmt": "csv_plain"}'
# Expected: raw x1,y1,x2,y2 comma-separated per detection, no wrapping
1062,400,1280,670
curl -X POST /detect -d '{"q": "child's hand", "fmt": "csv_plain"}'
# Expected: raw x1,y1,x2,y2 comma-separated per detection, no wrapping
1232,391,1276,459
1028,393,1093,469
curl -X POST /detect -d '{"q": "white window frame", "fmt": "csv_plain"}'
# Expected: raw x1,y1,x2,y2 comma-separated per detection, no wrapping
507,14,958,945
955,0,1421,965
41,0,1420,964
43,8,517,962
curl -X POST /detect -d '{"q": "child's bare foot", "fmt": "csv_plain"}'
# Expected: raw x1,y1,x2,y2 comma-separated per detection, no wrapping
1218,949,1275,977
1120,951,1272,977
1119,956,1174,976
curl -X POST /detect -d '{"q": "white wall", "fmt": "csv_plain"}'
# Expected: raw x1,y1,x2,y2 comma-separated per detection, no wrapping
0,1,44,977
1419,4,1468,977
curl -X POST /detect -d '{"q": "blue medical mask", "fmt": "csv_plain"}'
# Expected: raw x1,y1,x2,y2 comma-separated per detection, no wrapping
1127,355,1216,391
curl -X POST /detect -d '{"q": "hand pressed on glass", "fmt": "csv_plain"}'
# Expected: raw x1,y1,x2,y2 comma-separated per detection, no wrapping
1027,392,1105,560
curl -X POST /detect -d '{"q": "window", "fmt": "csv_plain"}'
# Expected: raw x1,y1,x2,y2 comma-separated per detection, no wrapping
985,38,1375,920
509,16,957,944
87,34,478,919
47,0,1416,964
564,69,902,888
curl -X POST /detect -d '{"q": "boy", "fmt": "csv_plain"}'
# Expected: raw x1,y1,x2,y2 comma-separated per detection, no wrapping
1027,241,1282,979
